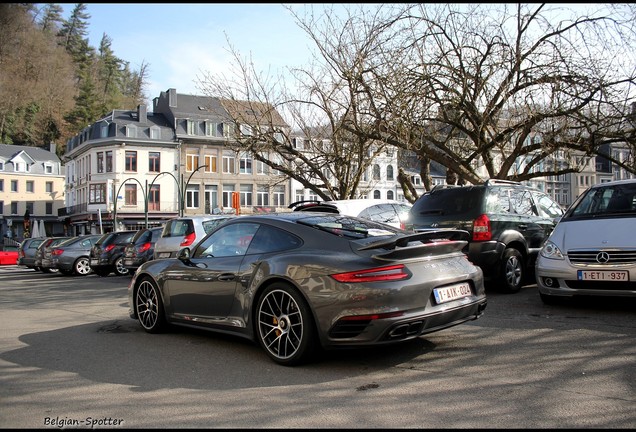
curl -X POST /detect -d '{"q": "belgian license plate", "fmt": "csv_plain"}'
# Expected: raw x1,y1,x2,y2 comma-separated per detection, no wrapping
158,253,170,258
90,259,98,266
124,259,133,266
577,270,629,281
433,282,472,304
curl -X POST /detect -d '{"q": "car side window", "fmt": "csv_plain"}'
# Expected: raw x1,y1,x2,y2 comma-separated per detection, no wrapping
194,223,260,258
360,204,398,224
246,225,302,255
533,192,563,218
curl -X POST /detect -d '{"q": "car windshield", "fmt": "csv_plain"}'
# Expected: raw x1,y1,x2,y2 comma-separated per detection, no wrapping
297,215,398,239
566,182,636,218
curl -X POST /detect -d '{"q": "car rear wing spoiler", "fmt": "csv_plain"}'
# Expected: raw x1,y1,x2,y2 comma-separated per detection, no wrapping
357,229,469,260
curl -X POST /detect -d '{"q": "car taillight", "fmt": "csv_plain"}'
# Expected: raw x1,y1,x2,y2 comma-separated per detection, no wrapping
51,249,64,256
180,232,196,247
473,214,492,241
104,244,115,252
330,264,410,283
138,242,152,253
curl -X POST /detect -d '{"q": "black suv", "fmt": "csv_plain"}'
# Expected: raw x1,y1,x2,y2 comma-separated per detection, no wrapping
409,179,564,293
89,230,137,276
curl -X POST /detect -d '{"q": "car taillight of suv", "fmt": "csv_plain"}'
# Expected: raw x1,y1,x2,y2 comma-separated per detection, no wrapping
472,214,492,241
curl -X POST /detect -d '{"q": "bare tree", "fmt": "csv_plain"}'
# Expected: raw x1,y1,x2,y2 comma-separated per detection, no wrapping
306,4,636,194
196,9,394,201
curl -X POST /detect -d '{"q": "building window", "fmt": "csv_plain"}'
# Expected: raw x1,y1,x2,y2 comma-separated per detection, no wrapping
150,126,160,139
387,165,394,180
186,185,199,208
187,120,197,136
239,152,252,174
204,185,218,213
149,152,160,172
0,179,3,191
26,202,34,214
126,124,137,137
44,164,53,174
256,158,268,175
45,202,53,215
257,185,269,206
11,202,18,214
148,184,160,211
240,184,253,206
204,154,217,173
240,124,252,136
186,154,199,172
222,184,235,207
26,181,34,193
272,186,285,207
106,151,113,172
0,161,4,170
11,180,18,192
387,190,394,200
125,151,137,172
125,184,137,205
97,152,104,173
373,190,381,199
89,183,107,204
101,124,109,138
14,162,26,172
206,121,225,137
222,152,235,174
373,164,381,180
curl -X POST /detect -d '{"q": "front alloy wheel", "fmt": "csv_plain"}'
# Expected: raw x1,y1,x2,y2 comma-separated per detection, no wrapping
135,278,166,333
256,284,315,366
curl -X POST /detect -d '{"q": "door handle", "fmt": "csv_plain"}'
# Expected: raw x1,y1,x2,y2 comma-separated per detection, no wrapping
218,273,235,281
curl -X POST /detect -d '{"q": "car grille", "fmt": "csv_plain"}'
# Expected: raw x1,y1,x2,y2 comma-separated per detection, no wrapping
568,250,636,265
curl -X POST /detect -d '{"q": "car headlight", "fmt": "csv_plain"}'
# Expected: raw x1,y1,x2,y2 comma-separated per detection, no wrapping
540,241,564,260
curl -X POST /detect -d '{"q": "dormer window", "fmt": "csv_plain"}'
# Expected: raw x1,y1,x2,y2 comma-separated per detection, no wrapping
187,120,197,136
150,126,160,139
14,162,26,172
126,124,137,138
240,124,252,137
101,123,109,138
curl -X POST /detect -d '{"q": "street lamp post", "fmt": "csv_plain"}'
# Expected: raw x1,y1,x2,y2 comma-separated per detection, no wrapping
112,177,146,232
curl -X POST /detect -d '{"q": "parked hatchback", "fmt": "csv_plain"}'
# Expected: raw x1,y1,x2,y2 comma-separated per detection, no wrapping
17,237,46,270
289,199,412,230
89,230,137,276
122,226,164,274
35,236,73,273
50,234,103,276
536,179,636,304
153,215,235,259
409,179,564,293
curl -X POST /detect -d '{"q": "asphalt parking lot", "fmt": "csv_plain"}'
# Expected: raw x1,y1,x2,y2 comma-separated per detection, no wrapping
0,265,635,429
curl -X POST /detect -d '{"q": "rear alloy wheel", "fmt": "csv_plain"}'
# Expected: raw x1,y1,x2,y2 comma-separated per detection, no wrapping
255,283,316,366
135,278,166,333
497,248,524,293
114,257,129,276
74,257,92,275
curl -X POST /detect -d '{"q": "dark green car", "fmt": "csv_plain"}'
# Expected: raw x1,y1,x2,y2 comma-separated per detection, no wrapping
409,179,564,293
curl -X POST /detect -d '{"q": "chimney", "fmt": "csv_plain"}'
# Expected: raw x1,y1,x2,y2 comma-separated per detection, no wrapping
169,88,177,107
138,104,147,123
49,142,56,154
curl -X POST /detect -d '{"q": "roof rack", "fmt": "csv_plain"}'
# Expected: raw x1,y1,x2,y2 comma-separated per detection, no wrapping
484,179,521,186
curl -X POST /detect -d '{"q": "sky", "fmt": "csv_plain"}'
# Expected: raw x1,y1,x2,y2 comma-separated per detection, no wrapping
56,3,324,108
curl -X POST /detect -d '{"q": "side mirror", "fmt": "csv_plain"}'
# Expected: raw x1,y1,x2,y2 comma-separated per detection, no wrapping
177,247,191,260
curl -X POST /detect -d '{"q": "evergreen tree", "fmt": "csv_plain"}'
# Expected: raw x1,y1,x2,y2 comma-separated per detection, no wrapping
39,3,64,34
